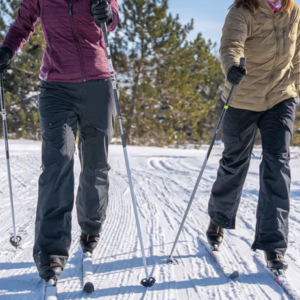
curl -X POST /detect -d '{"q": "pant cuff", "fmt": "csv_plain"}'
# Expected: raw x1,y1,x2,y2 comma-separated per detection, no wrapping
34,252,68,270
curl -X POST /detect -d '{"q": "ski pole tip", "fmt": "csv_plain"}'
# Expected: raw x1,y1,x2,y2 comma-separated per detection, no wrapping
10,236,21,248
140,277,156,288
166,257,179,265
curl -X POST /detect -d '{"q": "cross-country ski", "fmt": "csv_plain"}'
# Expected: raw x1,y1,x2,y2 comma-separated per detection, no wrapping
44,278,58,300
82,251,94,293
198,236,239,280
254,251,300,300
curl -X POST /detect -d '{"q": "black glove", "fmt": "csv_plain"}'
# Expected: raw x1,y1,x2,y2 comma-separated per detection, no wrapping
227,65,247,85
0,47,12,73
91,1,113,26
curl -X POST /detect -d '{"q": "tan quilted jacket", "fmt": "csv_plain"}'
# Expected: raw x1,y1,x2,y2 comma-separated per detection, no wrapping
220,0,300,111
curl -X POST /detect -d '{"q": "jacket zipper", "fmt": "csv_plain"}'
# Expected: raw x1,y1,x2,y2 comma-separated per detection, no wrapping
68,2,87,82
265,16,279,109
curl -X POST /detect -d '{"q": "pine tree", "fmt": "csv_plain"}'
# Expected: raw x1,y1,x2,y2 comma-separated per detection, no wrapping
1,0,225,146
293,108,300,146
111,0,224,146
0,0,44,139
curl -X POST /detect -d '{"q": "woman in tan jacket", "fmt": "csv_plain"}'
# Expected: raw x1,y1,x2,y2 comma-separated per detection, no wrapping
207,0,299,272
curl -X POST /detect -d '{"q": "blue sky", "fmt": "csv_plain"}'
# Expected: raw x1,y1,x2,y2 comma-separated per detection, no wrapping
168,0,232,43
119,0,300,44
168,0,300,43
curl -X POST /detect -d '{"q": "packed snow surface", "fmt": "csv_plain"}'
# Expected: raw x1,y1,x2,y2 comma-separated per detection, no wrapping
0,140,300,300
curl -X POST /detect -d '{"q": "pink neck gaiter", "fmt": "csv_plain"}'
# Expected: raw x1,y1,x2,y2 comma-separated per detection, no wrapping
267,0,282,11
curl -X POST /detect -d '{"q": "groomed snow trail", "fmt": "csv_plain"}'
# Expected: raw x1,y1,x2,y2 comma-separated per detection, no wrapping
0,140,300,300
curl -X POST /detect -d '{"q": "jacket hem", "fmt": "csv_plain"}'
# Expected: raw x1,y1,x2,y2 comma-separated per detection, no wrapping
221,92,298,112
39,73,111,83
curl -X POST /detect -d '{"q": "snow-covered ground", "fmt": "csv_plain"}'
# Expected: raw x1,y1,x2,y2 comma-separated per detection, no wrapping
0,140,300,300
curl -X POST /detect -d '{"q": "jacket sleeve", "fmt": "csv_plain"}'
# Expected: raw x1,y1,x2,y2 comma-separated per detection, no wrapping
292,23,300,90
220,7,248,77
1,0,40,58
107,0,119,32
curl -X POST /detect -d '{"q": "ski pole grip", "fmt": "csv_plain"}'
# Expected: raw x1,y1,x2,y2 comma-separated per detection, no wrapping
240,57,246,69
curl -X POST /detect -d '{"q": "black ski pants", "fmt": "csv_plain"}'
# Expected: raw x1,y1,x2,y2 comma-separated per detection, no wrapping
208,98,298,255
33,79,116,270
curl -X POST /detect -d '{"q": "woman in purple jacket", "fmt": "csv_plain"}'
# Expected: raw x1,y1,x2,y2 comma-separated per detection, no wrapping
0,0,119,281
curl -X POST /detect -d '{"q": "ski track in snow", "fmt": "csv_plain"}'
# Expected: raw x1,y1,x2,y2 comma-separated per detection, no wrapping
0,140,300,299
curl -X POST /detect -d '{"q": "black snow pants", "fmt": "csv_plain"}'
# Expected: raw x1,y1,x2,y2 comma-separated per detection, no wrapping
208,98,298,255
33,79,116,270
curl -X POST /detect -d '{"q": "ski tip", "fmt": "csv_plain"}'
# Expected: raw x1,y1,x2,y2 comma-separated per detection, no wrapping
83,282,94,294
229,271,240,280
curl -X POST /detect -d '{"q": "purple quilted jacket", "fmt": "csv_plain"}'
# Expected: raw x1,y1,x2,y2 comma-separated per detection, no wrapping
2,0,119,83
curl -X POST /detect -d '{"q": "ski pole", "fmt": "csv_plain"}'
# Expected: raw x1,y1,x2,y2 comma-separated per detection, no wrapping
0,73,21,248
100,21,155,288
167,57,246,264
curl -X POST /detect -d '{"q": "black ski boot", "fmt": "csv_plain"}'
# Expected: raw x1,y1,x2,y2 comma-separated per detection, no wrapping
80,233,100,254
206,219,224,250
264,252,288,271
39,262,63,281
